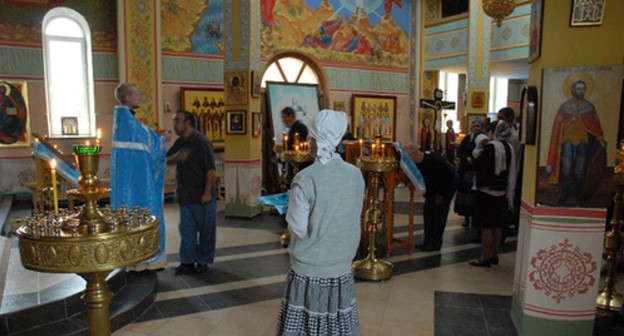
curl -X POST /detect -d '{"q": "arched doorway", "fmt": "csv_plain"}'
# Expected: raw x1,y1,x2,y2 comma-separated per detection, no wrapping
260,52,327,193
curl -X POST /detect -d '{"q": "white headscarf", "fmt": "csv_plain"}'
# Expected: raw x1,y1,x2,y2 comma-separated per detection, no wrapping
309,109,347,165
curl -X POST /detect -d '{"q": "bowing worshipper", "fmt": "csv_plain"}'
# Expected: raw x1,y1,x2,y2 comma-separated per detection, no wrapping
111,83,172,272
277,109,365,336
405,144,459,251
469,121,516,267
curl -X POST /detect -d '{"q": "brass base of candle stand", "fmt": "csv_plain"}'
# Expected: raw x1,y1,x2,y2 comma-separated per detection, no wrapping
280,231,291,247
596,290,623,311
352,257,393,281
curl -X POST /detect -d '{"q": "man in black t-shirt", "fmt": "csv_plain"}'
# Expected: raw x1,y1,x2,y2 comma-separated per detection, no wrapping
166,110,216,274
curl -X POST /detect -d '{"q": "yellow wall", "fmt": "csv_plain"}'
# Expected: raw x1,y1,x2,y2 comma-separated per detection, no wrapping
523,0,624,205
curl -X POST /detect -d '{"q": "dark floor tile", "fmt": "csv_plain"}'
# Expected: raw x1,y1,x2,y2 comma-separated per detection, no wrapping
106,270,127,293
135,305,163,322
486,326,518,336
435,291,482,309
64,293,87,317
435,306,485,329
154,296,209,318
155,270,191,292
109,301,135,332
200,289,251,310
7,299,67,333
11,319,83,336
480,294,513,311
68,312,89,328
240,282,284,302
0,316,8,336
132,291,156,320
483,309,515,329
435,321,489,336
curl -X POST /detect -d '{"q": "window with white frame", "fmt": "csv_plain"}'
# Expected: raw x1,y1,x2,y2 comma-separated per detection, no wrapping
489,76,509,117
43,8,95,137
438,71,459,133
261,55,320,87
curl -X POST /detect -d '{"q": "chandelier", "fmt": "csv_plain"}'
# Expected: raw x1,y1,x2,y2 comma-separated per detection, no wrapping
482,0,516,27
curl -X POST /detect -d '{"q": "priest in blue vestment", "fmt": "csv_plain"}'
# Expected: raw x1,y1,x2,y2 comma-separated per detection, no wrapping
111,83,171,271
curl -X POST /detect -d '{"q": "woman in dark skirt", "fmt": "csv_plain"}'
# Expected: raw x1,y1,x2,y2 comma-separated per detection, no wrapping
454,118,485,227
470,121,516,267
277,110,365,335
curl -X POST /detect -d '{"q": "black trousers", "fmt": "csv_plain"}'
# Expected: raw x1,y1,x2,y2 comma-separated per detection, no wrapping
423,173,459,249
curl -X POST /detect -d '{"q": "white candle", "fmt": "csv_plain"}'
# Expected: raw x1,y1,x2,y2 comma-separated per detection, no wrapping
96,128,101,146
50,159,59,216
359,139,363,157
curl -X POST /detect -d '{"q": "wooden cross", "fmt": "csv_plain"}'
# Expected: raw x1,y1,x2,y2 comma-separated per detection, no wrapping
419,89,456,151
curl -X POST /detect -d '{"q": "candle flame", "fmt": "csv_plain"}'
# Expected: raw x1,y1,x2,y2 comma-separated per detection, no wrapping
50,159,57,169
96,128,102,139
86,140,90,146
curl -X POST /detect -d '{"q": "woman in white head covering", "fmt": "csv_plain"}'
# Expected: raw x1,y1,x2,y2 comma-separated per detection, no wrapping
277,110,365,335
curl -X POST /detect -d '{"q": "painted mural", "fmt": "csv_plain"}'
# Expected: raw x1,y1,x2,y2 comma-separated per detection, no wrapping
162,0,410,69
262,0,409,69
0,0,116,49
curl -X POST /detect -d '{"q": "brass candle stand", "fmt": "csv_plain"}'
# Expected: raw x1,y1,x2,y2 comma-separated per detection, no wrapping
352,155,398,281
596,172,624,319
16,145,160,336
278,149,314,247
273,144,288,193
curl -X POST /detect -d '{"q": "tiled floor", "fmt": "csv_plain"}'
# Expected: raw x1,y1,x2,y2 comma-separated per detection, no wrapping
109,188,521,336
3,187,622,335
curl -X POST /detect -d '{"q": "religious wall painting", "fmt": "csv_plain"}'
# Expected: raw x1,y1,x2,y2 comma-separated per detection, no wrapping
0,1,116,49
61,117,78,136
225,71,248,105
333,101,346,112
537,65,623,208
180,87,225,143
418,110,434,151
351,94,396,141
261,0,410,70
161,0,223,54
471,91,485,108
266,82,321,143
226,110,246,135
0,80,30,147
570,0,606,27
528,0,543,63
251,70,261,98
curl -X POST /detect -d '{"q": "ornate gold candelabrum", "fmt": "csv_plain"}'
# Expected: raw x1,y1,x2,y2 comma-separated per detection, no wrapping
16,144,160,336
596,171,624,320
278,146,314,247
352,139,397,281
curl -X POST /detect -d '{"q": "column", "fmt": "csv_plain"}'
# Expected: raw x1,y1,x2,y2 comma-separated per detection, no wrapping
223,0,262,218
117,0,162,127
465,0,490,120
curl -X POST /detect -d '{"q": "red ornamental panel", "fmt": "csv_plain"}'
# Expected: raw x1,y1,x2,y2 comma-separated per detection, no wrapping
529,238,597,304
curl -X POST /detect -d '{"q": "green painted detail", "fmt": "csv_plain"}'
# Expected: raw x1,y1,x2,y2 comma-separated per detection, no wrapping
0,46,117,80
0,46,43,77
224,200,261,218
512,291,595,336
162,56,224,83
92,53,118,80
325,68,408,93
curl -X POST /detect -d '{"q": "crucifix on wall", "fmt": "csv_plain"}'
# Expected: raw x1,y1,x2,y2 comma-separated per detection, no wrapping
419,88,456,152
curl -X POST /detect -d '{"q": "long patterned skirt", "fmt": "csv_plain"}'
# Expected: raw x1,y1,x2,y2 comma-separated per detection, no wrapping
276,269,360,336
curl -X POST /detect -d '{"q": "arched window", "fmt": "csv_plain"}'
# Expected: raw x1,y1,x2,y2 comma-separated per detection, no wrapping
42,8,95,137
261,54,321,88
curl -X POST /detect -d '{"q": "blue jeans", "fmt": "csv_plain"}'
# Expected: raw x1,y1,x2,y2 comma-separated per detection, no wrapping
179,201,216,264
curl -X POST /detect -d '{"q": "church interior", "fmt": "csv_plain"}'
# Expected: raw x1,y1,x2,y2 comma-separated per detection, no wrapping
0,0,624,335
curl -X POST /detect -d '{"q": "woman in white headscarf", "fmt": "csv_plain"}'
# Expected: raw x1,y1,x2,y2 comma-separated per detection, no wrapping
469,120,516,267
277,110,365,336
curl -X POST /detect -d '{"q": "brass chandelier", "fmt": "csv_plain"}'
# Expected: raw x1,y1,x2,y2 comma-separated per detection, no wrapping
482,0,517,27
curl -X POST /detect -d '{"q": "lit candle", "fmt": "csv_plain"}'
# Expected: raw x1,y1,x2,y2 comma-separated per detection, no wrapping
359,139,363,157
273,137,276,146
282,132,287,145
96,128,101,146
295,144,299,152
50,159,59,216
381,144,385,159
372,144,376,159
86,140,90,146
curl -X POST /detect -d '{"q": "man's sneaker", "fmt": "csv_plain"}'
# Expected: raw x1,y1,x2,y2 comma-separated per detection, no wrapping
174,263,195,275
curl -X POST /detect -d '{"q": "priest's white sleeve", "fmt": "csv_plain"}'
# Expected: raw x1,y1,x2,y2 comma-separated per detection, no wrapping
286,184,310,240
